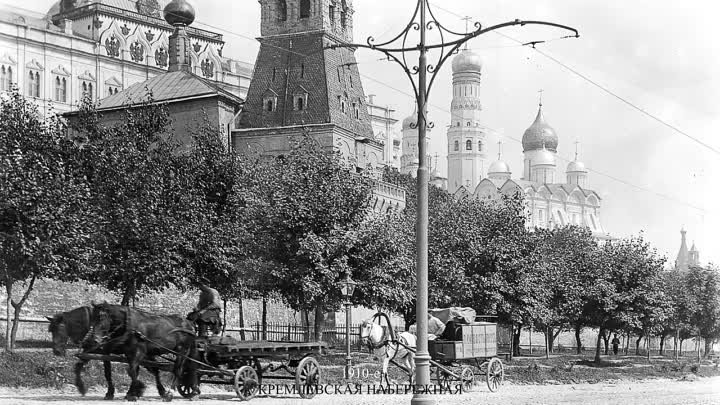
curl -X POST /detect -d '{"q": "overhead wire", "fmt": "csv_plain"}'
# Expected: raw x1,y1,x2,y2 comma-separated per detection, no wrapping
9,1,710,213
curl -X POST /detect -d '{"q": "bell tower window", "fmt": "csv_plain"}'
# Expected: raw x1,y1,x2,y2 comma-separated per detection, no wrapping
465,140,472,151
454,140,459,151
300,0,311,19
340,0,347,29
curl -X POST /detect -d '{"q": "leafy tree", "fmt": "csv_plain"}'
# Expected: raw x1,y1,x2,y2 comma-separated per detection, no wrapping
585,236,668,362
685,265,720,357
69,98,202,304
0,90,92,350
245,135,375,340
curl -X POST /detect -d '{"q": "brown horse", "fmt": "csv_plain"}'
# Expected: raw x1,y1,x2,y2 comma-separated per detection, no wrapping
83,303,199,402
49,305,176,400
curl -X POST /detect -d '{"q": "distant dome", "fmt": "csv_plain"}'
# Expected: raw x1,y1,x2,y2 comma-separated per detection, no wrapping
522,104,558,152
532,148,555,166
488,160,511,174
566,160,587,173
452,49,482,73
402,113,417,131
164,0,195,26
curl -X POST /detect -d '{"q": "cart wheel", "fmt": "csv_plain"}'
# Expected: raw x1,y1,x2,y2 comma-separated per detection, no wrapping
460,367,474,392
177,384,196,399
234,365,259,401
295,357,321,399
434,367,452,389
486,358,504,392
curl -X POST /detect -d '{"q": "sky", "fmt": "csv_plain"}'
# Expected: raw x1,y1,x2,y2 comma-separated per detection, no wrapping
7,0,720,267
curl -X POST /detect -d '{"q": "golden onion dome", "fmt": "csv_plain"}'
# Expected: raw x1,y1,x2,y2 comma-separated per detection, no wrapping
522,104,558,152
488,160,511,174
451,49,483,73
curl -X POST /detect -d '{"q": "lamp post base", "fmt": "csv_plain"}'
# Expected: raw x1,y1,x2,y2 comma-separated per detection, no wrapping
410,395,437,405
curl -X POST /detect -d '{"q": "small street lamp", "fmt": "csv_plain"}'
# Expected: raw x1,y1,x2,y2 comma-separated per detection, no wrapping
340,273,357,379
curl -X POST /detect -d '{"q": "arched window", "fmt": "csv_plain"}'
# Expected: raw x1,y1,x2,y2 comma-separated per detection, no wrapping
266,100,274,111
54,76,61,101
300,0,311,19
454,140,459,151
478,140,483,152
0,66,9,91
340,0,347,29
28,71,40,98
278,0,287,21
465,140,472,150
329,4,335,26
466,122,471,126
456,122,460,127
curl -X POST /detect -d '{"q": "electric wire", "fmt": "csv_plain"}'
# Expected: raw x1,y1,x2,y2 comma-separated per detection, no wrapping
5,1,711,213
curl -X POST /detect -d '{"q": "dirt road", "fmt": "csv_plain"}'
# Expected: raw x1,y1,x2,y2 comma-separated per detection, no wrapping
1,377,718,405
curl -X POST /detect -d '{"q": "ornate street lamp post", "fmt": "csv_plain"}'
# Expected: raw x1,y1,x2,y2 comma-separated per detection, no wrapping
340,273,357,380
332,2,577,403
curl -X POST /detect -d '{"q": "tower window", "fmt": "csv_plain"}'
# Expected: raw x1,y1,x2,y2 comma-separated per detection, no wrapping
329,4,335,26
340,0,348,29
278,0,287,21
454,140,459,151
300,64,305,78
478,140,483,152
353,102,359,119
267,100,274,111
466,122,471,126
341,100,346,113
465,140,472,151
456,122,460,127
297,97,304,110
300,0,311,19
107,86,119,96
81,81,93,99
272,67,276,81
294,93,307,111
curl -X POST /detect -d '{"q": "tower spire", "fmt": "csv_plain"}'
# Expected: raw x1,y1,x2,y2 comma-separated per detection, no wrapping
462,16,472,50
497,139,503,160
574,140,580,160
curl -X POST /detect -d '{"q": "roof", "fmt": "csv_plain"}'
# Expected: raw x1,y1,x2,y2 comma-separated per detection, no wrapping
48,0,172,19
94,71,243,111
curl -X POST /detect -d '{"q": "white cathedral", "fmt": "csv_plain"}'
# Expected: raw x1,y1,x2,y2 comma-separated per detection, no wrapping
401,47,607,237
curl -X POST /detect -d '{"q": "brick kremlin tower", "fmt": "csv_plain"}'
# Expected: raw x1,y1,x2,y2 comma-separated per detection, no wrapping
233,0,405,211
234,0,389,179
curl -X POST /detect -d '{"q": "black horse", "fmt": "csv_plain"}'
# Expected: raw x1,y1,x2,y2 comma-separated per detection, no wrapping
83,303,200,402
49,305,183,400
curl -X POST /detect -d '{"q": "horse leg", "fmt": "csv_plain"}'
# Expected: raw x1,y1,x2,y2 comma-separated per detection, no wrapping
73,359,89,396
149,364,173,402
125,348,147,402
382,357,391,388
103,361,115,400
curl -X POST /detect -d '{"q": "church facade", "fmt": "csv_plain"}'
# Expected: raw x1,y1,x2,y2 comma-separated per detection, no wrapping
445,48,607,237
232,0,405,212
0,0,251,116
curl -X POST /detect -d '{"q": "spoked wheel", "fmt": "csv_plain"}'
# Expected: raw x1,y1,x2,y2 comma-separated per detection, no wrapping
460,367,475,392
295,357,321,399
434,367,453,389
177,384,197,399
486,358,504,392
234,365,259,401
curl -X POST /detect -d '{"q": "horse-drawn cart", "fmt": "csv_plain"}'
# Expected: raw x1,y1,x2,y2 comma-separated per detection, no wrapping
428,321,504,392
78,336,326,402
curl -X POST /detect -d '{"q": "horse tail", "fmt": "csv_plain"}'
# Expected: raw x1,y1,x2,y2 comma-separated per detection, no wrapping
372,312,396,342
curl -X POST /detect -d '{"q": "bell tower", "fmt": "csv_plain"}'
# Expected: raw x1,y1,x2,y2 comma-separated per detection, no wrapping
238,0,372,137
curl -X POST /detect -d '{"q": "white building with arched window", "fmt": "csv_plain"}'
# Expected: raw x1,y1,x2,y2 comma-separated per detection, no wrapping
0,1,251,115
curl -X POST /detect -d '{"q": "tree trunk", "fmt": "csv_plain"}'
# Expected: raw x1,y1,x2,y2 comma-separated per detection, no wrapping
574,325,583,355
704,338,712,359
4,284,11,352
512,324,522,357
679,339,684,357
313,306,325,342
9,276,36,350
646,332,651,362
659,335,666,356
544,326,550,359
635,335,643,356
237,298,245,340
602,331,610,355
674,330,679,360
552,327,562,354
120,281,136,306
594,327,605,363
261,296,267,340
625,333,630,355
303,311,310,342
221,300,227,334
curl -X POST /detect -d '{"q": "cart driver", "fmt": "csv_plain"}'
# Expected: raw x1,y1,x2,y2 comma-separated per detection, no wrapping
428,313,446,340
187,283,222,337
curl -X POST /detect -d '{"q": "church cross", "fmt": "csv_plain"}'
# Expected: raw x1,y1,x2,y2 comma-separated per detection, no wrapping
497,139,503,160
538,89,544,106
462,16,472,49
574,140,580,160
